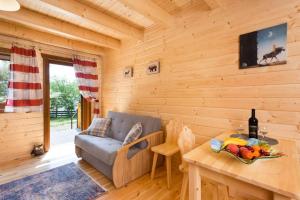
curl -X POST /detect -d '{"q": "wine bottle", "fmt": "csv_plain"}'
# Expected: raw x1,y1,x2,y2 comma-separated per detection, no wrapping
248,109,258,138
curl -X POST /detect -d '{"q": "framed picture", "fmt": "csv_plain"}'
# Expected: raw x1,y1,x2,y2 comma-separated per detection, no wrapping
146,61,160,74
239,23,287,69
123,67,133,78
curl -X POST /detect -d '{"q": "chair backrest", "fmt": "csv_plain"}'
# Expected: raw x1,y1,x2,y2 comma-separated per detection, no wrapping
165,120,183,145
178,126,196,169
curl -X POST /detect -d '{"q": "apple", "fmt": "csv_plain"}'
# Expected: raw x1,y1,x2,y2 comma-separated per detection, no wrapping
226,144,239,155
240,147,254,160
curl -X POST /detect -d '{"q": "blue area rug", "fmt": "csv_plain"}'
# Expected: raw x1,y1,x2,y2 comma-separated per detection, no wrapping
0,163,106,200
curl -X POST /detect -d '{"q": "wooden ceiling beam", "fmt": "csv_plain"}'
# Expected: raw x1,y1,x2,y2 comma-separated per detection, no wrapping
173,0,191,7
119,0,175,27
0,19,105,55
0,8,120,49
19,0,144,40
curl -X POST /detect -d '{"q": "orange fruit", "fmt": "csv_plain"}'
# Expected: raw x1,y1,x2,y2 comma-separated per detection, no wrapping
240,148,254,160
252,145,260,151
252,150,260,158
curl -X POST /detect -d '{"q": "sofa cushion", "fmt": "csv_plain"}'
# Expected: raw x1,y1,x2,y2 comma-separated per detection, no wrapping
87,118,111,137
75,134,122,166
106,111,161,145
123,122,143,146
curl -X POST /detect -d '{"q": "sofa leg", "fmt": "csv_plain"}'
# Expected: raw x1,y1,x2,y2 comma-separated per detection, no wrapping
151,152,158,180
75,146,81,157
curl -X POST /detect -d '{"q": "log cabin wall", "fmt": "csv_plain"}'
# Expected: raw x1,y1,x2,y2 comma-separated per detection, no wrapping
0,42,44,164
102,0,300,159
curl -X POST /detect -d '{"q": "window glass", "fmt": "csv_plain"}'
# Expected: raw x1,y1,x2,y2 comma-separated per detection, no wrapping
0,59,10,104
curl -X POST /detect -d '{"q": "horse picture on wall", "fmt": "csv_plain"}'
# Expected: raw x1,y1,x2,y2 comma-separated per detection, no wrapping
123,67,133,78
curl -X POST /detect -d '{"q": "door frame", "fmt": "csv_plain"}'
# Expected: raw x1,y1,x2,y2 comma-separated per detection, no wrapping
42,54,73,152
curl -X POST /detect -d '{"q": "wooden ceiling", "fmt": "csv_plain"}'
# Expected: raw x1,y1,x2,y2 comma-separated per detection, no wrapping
0,0,219,50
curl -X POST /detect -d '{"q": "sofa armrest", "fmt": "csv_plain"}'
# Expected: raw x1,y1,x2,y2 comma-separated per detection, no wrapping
113,130,163,188
117,131,163,152
79,130,88,135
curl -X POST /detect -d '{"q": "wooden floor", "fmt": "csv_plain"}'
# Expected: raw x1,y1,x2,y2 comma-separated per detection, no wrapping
0,142,182,200
0,142,262,200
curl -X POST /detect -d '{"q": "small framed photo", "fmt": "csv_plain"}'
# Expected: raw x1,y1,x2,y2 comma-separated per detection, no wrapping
123,66,133,78
146,61,160,75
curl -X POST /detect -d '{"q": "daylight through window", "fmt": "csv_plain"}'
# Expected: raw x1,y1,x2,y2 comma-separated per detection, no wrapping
0,59,10,112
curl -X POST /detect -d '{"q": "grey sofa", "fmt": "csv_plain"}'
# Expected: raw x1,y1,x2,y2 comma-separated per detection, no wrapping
75,111,163,188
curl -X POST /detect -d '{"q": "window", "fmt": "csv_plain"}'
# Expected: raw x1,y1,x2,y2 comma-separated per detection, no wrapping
0,54,10,112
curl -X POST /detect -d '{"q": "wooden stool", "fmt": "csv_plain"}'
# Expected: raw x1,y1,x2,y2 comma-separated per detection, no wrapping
150,120,182,189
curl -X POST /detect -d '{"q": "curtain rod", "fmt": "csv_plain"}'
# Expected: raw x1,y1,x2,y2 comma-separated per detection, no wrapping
0,34,103,59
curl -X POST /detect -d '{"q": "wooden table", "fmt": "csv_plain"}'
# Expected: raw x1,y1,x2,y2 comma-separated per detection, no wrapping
183,133,300,200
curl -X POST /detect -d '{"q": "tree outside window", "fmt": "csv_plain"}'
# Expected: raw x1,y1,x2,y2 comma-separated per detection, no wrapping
0,60,9,112
50,78,80,116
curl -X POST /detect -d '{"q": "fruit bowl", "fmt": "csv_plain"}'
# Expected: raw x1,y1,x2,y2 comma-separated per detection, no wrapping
210,137,284,164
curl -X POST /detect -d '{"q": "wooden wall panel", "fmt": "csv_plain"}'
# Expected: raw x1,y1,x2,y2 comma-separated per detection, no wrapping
0,113,43,163
102,0,300,159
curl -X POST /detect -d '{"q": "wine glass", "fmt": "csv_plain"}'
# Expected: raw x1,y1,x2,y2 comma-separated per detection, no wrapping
260,126,268,139
236,124,244,135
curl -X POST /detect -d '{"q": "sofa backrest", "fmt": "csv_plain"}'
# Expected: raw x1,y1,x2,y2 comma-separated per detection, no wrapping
106,111,161,142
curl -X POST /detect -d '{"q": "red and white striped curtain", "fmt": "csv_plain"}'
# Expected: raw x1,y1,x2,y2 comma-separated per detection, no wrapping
5,45,43,112
73,55,100,117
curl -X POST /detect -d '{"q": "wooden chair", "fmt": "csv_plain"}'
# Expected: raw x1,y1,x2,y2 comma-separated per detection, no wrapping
150,120,183,189
177,128,230,200
177,126,195,200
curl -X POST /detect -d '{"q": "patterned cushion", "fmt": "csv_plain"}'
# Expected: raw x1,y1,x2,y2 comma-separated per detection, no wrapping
122,122,143,146
87,118,111,137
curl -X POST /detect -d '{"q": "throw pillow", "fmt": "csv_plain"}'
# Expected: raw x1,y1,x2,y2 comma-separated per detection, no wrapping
123,122,143,146
87,118,111,137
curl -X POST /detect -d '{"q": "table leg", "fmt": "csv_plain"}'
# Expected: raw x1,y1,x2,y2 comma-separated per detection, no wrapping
189,165,201,200
166,156,172,189
151,152,158,180
273,193,292,200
